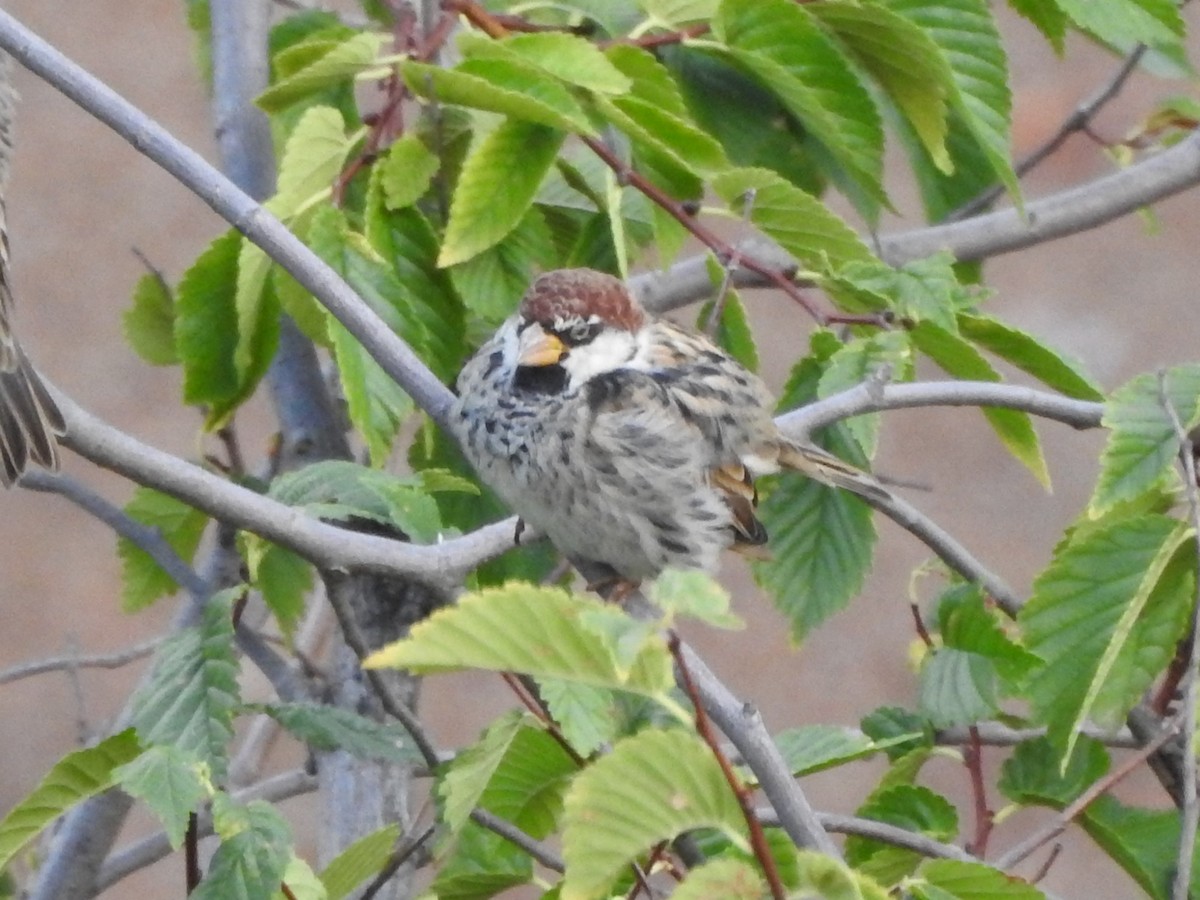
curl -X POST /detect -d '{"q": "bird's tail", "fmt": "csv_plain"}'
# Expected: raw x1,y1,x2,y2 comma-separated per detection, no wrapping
777,439,892,504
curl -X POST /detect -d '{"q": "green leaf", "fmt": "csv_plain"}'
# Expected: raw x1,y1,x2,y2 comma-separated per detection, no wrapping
440,711,526,837
794,852,891,900
242,540,312,639
861,707,934,762
256,702,420,763
647,568,745,630
847,784,958,884
912,320,1049,486
917,649,999,728
697,282,759,374
593,93,729,179
754,340,877,639
364,585,674,699
0,729,141,873
809,1,954,172
124,270,177,366
1008,0,1068,53
478,724,577,839
536,678,622,757
114,745,210,849
712,167,874,271
773,725,876,776
131,589,241,781
936,585,1040,685
258,32,384,112
448,207,557,323
176,229,241,407
1019,515,1192,758
1055,0,1183,49
1081,795,1200,900
639,0,718,29
319,824,400,900
561,729,747,900
193,797,293,900
912,859,1046,899
463,31,631,94
670,858,766,899
817,330,913,457
118,487,209,612
439,121,565,267
958,313,1104,401
1091,365,1200,516
401,58,592,133
883,0,1017,202
431,820,533,899
714,0,886,216
998,735,1109,808
378,135,440,210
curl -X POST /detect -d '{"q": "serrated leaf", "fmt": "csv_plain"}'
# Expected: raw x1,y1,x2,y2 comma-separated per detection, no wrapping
810,1,954,173
364,585,674,699
640,0,718,29
378,135,440,210
176,229,241,406
714,0,886,217
918,649,998,728
604,44,692,117
561,729,746,900
1081,795,1200,900
449,207,557,323
593,94,729,179
912,320,1049,487
402,58,593,133
936,585,1040,685
258,32,385,113
439,121,565,267
114,745,210,849
861,707,934,761
1019,515,1192,758
0,729,141,872
320,824,400,900
257,702,419,763
1008,0,1068,53
754,342,877,639
795,851,891,900
118,487,209,612
712,167,874,271
884,0,1018,202
671,858,766,899
817,331,913,457
998,735,1109,808
441,711,526,837
131,589,241,781
193,797,292,900
1091,365,1200,516
536,677,621,757
478,724,577,839
697,276,759,374
124,270,177,366
647,568,744,629
913,859,1045,899
773,725,875,776
431,820,532,899
958,313,1104,401
243,541,312,639
847,784,957,884
1055,0,1183,49
464,31,631,94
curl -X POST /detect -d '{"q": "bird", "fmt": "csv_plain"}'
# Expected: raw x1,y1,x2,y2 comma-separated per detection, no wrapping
0,51,64,487
452,268,889,590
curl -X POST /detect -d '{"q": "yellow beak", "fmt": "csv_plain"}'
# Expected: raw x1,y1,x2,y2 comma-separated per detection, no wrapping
517,325,567,367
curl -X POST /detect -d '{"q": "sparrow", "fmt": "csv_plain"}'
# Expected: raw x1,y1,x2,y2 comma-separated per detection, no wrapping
452,268,888,586
0,51,64,487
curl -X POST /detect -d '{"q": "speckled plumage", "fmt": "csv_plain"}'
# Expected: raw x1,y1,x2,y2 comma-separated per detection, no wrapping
0,52,64,486
452,268,887,582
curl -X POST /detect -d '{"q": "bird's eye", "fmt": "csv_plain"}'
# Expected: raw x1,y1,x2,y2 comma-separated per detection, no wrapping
564,321,600,344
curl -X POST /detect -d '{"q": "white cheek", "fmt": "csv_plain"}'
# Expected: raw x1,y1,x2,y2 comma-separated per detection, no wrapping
563,331,636,388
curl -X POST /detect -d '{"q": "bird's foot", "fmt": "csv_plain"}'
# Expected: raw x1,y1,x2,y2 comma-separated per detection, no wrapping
586,576,641,605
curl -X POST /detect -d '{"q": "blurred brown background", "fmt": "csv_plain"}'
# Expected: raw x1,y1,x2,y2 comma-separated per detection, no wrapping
1,1,1197,896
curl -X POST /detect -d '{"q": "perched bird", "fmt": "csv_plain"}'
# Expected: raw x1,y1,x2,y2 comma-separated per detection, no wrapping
0,51,64,487
452,268,888,588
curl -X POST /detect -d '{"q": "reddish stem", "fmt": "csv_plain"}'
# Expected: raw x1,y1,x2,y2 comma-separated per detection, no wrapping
669,632,787,900
963,726,994,856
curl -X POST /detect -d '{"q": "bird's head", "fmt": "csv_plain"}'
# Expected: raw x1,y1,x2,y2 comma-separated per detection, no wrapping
514,269,645,390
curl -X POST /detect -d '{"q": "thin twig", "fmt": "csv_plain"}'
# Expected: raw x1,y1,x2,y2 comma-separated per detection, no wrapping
184,813,201,892
0,638,160,686
948,44,1148,221
963,727,993,856
994,718,1182,870
1158,370,1200,900
669,632,787,900
358,824,436,900
469,809,564,872
703,189,756,335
